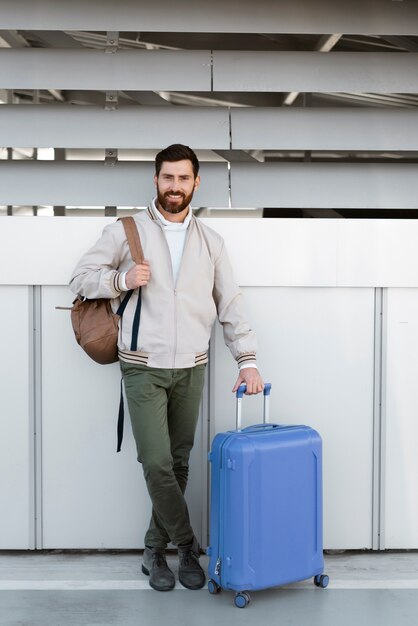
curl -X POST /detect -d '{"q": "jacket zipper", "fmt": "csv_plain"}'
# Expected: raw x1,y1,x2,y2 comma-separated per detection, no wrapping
173,288,177,368
172,226,193,366
156,221,193,368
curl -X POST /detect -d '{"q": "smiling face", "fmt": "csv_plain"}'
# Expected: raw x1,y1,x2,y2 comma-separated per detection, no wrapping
154,159,200,221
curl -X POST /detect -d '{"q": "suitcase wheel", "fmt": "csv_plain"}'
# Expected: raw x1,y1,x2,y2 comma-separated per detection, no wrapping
234,592,251,608
208,579,221,595
314,574,329,588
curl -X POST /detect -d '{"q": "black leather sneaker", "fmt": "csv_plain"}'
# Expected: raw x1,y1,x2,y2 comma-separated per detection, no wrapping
142,547,175,592
178,537,206,590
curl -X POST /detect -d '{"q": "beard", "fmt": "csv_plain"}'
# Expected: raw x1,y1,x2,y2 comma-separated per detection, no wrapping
156,186,195,214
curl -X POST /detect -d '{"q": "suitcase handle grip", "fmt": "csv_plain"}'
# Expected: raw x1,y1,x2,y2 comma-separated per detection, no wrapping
236,382,271,399
235,383,272,430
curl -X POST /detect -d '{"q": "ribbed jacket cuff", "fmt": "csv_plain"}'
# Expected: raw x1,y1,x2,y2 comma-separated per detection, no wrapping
111,271,124,294
236,352,257,367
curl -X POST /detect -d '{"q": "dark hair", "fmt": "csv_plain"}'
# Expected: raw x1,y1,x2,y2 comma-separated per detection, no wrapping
155,144,200,179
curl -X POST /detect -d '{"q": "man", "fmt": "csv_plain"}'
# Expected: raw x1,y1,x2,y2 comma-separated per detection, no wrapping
70,144,263,592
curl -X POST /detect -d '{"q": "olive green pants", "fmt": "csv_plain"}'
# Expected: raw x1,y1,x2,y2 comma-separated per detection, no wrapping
120,362,206,549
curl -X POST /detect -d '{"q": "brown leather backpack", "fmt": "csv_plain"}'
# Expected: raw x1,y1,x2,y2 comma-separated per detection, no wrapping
71,216,143,364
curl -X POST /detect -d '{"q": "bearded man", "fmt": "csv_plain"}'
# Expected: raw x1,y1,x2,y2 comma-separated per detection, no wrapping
70,144,263,592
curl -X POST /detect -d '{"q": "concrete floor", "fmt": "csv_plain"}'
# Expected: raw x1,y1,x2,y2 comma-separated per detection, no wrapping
0,551,417,625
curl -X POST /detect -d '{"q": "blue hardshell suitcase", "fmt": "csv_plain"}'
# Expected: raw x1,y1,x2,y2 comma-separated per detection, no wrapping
207,384,329,608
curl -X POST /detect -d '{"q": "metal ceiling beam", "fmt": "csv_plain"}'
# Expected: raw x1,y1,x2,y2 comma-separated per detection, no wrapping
0,161,229,207
337,35,400,51
213,150,261,162
0,30,29,48
132,32,304,51
316,92,418,109
230,162,418,209
230,108,418,151
62,90,135,106
301,208,343,218
69,30,178,51
29,30,85,48
0,105,231,149
283,34,343,106
0,49,212,91
46,89,65,102
123,91,171,106
264,154,418,163
165,91,278,107
1,0,418,35
0,30,65,102
378,35,418,52
213,51,418,94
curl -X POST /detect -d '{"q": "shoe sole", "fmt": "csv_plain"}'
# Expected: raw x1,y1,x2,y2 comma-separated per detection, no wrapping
141,564,175,592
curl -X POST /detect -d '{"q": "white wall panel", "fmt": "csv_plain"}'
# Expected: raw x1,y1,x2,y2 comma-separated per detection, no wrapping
41,286,205,548
214,51,418,93
2,221,418,549
0,286,32,549
207,219,338,287
230,163,418,209
1,0,417,34
231,108,418,151
3,218,418,288
0,49,211,91
384,289,418,549
0,106,230,149
210,287,375,549
0,161,229,207
337,221,418,288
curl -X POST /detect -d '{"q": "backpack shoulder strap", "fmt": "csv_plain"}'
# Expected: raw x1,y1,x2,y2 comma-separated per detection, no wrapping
116,217,144,453
119,216,144,265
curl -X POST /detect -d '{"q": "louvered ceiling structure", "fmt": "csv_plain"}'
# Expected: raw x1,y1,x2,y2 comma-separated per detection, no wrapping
1,0,418,217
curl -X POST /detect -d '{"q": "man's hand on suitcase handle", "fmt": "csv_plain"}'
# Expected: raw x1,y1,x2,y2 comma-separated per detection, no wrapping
232,368,264,395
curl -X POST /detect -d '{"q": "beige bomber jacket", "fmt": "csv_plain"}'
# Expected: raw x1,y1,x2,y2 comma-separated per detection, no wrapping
69,203,257,369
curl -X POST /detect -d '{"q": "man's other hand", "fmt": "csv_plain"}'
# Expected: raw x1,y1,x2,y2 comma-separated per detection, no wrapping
232,367,264,395
125,261,151,289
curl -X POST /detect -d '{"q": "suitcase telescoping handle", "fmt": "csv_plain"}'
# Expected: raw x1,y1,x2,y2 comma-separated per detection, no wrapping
235,383,272,430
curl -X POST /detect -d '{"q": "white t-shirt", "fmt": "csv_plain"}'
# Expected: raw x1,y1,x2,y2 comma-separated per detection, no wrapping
151,197,191,285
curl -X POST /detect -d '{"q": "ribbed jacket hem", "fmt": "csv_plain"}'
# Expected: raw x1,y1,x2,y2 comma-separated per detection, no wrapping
118,349,208,368
118,349,149,365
